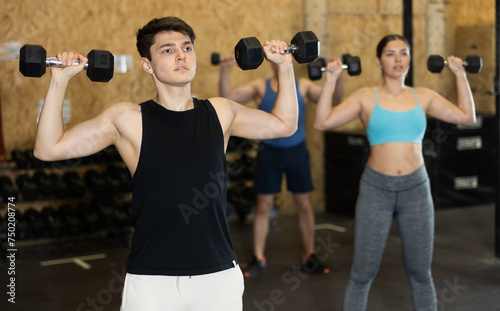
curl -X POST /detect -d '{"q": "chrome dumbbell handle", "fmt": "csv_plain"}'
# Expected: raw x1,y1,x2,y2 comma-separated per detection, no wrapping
46,57,89,69
319,64,349,73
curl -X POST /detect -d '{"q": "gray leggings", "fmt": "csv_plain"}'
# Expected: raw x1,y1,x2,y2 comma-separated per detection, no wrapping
343,165,437,311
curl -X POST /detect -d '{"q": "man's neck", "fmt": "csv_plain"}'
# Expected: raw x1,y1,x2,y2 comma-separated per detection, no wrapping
154,83,194,111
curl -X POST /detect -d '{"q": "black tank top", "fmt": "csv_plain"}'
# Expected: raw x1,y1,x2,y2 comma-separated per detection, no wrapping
127,98,237,276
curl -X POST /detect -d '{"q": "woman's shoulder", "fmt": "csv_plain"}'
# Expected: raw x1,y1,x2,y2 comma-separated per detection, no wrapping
408,86,437,102
358,86,376,93
351,86,375,99
409,86,434,96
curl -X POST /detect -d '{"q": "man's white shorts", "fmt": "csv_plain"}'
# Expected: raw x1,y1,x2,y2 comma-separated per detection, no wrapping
120,263,244,311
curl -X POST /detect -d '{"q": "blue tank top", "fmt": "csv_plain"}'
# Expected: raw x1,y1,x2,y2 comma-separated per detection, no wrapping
366,87,426,146
259,79,306,148
128,98,237,276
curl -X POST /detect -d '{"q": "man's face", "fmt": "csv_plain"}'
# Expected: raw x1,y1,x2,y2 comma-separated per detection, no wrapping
144,31,196,85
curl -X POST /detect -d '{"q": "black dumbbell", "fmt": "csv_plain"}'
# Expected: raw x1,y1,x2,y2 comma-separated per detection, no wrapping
11,149,28,169
427,55,482,74
308,54,362,80
106,165,133,192
24,208,46,238
234,31,320,70
92,198,118,228
13,210,31,240
0,176,18,203
19,44,114,82
76,202,100,233
0,213,7,241
58,204,83,236
84,169,110,196
114,203,132,228
15,174,39,201
210,53,238,66
210,53,224,65
62,171,86,197
41,206,65,237
101,170,122,193
25,149,43,168
48,173,70,198
89,149,107,164
101,146,121,162
117,201,133,227
33,171,55,198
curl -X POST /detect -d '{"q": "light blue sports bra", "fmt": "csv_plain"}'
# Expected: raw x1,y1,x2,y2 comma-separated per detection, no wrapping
366,87,426,146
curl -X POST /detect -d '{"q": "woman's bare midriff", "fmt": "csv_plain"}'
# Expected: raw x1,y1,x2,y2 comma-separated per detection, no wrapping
366,142,424,176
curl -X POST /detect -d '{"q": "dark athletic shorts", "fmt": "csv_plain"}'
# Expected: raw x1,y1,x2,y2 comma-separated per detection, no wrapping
254,141,314,194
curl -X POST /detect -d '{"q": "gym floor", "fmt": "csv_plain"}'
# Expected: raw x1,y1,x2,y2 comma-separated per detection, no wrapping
1,204,498,311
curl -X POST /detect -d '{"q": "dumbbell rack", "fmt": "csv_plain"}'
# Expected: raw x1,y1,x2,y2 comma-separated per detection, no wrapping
0,146,133,254
225,136,258,223
0,140,261,257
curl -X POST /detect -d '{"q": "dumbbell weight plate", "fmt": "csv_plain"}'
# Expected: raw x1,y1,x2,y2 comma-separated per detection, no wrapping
235,37,264,70
464,55,482,74
290,31,320,64
427,55,445,73
342,54,362,76
24,208,46,238
87,49,114,82
58,204,83,235
211,53,221,65
41,206,65,237
19,45,47,78
307,58,326,81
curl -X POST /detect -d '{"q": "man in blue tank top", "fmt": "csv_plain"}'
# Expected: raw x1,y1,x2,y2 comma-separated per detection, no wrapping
218,56,343,277
33,17,300,311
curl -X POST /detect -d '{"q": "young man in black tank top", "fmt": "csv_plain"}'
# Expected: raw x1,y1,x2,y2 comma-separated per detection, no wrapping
33,16,300,311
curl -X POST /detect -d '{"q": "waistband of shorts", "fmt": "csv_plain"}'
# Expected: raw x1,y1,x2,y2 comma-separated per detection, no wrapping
260,140,306,151
127,259,239,277
361,165,429,192
127,260,239,279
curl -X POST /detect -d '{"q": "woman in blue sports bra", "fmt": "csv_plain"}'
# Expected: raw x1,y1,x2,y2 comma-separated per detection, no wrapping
314,34,475,311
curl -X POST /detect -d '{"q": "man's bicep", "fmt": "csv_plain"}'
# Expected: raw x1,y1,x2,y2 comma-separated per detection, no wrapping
53,112,118,160
230,104,287,140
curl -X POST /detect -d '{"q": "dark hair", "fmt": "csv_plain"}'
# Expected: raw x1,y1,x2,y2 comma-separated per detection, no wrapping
376,34,410,58
136,17,196,60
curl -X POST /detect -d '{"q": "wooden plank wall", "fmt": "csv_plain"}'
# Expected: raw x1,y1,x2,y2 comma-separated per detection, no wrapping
0,0,495,212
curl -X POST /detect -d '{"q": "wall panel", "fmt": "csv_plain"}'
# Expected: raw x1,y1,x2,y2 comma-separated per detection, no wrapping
0,0,494,213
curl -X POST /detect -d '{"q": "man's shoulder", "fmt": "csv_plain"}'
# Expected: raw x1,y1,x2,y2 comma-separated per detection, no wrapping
204,97,237,120
204,97,229,107
103,101,142,120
